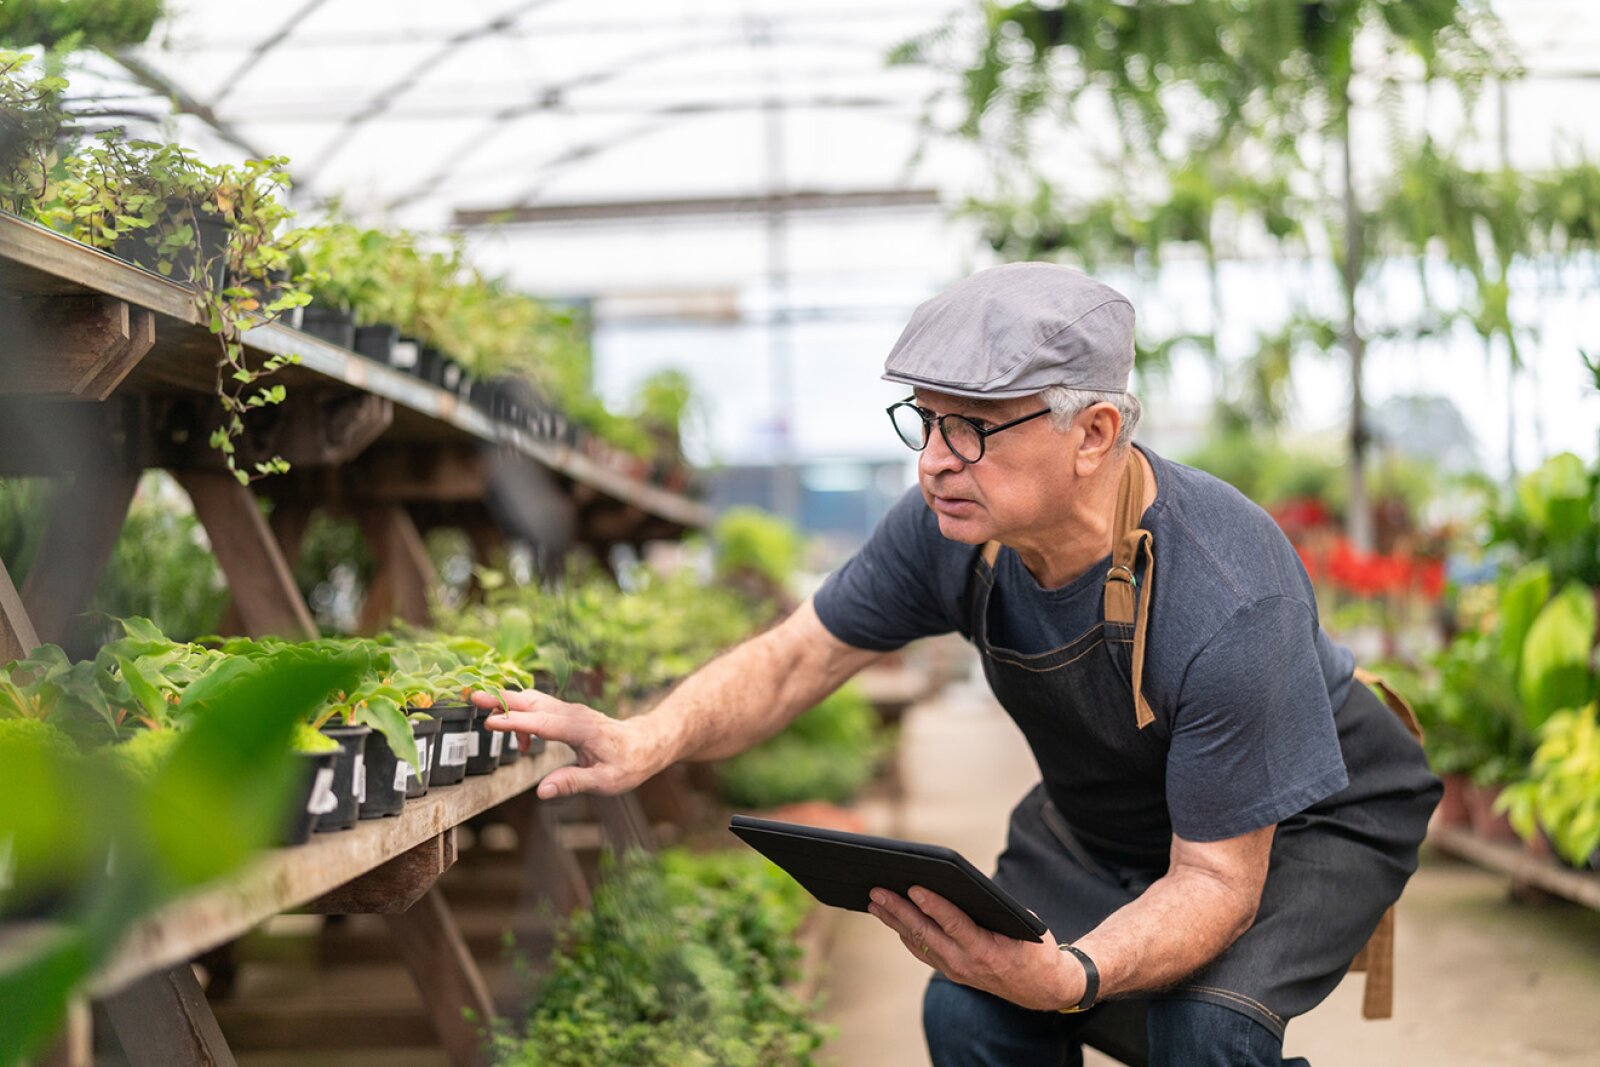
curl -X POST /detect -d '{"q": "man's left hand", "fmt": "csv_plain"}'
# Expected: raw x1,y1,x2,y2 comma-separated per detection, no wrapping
867,886,1083,1012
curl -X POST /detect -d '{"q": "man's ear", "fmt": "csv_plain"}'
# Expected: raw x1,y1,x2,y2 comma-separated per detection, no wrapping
1073,403,1123,476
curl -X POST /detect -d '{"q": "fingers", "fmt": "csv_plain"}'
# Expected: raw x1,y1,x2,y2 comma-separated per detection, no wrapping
470,687,542,714
536,764,607,800
867,888,955,961
909,887,977,941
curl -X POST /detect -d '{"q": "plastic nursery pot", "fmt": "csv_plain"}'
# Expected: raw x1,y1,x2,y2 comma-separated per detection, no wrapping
405,715,441,799
313,723,372,833
353,323,399,365
281,749,339,847
424,704,475,787
391,336,420,372
414,345,444,384
465,705,505,776
358,729,409,820
498,725,522,765
300,304,356,350
113,209,231,292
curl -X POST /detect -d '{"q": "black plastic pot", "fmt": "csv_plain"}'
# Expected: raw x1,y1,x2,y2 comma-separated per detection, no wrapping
358,728,408,820
415,345,444,384
353,323,399,364
314,723,371,832
405,715,441,798
301,305,356,350
281,749,339,846
498,727,522,765
465,705,504,776
425,704,475,786
113,209,231,292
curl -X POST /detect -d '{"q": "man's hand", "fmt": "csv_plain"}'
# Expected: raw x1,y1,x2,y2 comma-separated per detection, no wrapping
867,886,1083,1012
471,689,666,800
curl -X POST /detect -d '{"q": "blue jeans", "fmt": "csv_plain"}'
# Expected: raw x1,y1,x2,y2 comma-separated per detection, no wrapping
923,974,1312,1067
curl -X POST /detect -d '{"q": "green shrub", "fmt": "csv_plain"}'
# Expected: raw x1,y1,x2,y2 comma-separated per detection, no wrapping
493,849,824,1067
720,684,884,809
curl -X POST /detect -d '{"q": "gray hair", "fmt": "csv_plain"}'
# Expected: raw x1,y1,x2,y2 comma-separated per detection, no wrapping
1039,386,1142,448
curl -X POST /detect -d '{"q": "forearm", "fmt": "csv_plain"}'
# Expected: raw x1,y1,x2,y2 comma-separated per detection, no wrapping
1061,826,1274,1005
636,598,880,770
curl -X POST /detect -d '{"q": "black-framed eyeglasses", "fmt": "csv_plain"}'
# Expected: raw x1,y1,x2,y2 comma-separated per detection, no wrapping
885,396,1052,464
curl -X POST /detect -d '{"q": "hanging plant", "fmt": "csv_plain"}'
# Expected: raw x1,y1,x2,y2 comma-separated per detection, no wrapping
41,134,311,484
0,50,66,214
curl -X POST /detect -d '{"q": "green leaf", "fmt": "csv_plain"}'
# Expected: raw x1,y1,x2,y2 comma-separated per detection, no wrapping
1499,562,1552,675
1519,583,1599,732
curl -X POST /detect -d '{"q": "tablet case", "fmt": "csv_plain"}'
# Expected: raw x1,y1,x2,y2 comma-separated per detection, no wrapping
729,814,1047,942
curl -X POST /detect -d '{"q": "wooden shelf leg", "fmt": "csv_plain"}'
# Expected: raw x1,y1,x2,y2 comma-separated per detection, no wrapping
592,791,657,856
0,553,40,664
356,504,439,633
217,500,315,637
173,469,315,639
19,469,138,646
383,886,494,1067
100,964,239,1067
516,796,591,917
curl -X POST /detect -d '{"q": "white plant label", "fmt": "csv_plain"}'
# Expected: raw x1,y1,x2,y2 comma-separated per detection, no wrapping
420,738,433,774
440,732,470,767
353,754,367,804
394,761,412,793
490,732,504,758
466,731,481,758
308,767,337,815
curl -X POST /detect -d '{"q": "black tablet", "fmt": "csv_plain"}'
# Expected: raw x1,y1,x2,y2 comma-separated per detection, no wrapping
729,814,1047,942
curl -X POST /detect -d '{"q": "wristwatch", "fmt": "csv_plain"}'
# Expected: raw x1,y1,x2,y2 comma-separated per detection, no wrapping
1057,943,1100,1014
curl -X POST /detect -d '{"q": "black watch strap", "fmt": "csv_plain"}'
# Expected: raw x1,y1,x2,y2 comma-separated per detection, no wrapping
1058,943,1100,1014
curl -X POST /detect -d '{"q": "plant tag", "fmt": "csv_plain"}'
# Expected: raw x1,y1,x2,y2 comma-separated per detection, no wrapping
395,761,412,792
467,731,481,758
440,732,470,767
353,754,367,804
421,738,433,774
308,768,337,815
490,731,504,757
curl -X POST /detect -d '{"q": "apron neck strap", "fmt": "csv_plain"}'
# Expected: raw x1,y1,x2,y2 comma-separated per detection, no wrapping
1104,452,1157,730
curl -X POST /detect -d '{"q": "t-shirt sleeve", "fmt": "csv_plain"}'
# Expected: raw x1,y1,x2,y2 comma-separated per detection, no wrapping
813,488,962,651
1165,596,1349,842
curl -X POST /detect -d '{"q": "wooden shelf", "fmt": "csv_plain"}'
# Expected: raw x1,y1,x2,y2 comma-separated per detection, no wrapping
0,211,708,532
88,742,574,996
1427,824,1600,910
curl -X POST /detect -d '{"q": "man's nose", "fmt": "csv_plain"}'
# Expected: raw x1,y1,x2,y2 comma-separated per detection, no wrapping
919,426,966,477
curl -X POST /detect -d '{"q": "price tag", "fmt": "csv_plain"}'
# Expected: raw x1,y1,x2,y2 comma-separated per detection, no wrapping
308,767,337,814
490,732,504,758
467,731,482,758
395,761,412,793
440,732,470,767
353,754,367,804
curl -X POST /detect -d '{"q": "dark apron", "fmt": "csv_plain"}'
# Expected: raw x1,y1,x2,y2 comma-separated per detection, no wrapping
965,466,1439,1045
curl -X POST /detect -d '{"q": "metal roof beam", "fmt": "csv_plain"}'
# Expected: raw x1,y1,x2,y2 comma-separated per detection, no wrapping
453,187,939,227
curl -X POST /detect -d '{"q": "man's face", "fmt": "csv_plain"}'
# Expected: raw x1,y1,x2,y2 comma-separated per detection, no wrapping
911,388,1075,545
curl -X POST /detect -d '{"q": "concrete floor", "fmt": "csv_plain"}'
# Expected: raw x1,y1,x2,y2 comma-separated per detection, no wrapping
819,683,1600,1067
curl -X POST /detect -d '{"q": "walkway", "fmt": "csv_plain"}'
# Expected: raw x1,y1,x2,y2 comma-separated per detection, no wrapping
820,680,1600,1066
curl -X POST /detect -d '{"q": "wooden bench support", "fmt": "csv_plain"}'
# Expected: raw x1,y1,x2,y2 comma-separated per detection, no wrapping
0,295,155,400
592,791,657,856
100,964,238,1067
357,504,439,632
384,887,495,1067
0,554,40,664
308,830,457,915
174,469,316,639
514,795,591,917
19,469,139,646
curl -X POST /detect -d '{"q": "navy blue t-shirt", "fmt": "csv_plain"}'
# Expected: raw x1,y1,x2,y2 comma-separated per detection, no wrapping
814,446,1353,844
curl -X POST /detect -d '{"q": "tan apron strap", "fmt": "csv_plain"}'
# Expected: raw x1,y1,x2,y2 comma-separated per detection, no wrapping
1353,666,1425,743
1103,457,1156,730
1348,905,1396,1019
981,540,1002,568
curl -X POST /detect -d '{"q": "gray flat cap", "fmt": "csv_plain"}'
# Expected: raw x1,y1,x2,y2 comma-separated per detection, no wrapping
882,263,1135,399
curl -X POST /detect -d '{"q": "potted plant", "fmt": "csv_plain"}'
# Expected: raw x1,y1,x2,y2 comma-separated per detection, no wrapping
1497,703,1600,869
0,50,66,217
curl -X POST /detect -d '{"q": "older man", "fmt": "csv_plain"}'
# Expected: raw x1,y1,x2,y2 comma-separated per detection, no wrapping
479,264,1440,1066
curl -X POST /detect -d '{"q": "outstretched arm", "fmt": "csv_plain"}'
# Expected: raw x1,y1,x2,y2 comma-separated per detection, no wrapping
474,596,882,800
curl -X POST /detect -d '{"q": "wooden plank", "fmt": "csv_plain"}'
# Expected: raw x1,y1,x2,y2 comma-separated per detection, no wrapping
0,212,201,322
1428,825,1600,909
90,743,574,996
174,469,316,640
307,830,456,915
0,296,156,400
0,554,40,664
20,469,139,646
384,887,494,1067
357,504,439,632
100,964,239,1067
354,445,490,503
